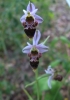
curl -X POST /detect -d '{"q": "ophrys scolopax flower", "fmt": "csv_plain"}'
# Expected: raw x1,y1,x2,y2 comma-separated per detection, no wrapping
22,30,48,69
20,1,43,38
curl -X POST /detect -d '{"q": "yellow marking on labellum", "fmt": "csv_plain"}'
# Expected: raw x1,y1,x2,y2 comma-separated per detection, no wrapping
27,12,31,16
31,47,38,55
31,47,38,51
26,12,34,21
64,98,68,100
33,68,37,72
29,38,32,41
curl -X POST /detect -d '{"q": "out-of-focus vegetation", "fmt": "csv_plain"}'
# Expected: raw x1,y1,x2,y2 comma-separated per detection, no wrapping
0,0,70,100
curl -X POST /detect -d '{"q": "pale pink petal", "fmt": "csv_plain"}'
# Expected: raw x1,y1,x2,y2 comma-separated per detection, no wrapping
48,76,53,89
38,49,48,53
20,15,26,23
45,66,54,89
45,66,54,74
35,14,43,23
33,30,41,45
38,43,49,49
22,50,30,53
31,9,38,15
27,2,35,12
36,44,48,53
27,42,32,46
23,10,27,14
22,45,32,54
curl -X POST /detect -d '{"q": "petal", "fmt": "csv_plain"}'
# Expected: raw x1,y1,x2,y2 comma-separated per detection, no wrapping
66,0,70,6
33,30,41,45
38,49,48,53
45,66,55,77
31,9,38,15
45,70,49,74
20,15,26,23
35,14,43,23
23,10,27,14
22,45,32,54
27,42,32,46
45,69,52,75
27,1,35,12
38,43,49,49
22,50,30,53
47,76,53,89
36,44,48,53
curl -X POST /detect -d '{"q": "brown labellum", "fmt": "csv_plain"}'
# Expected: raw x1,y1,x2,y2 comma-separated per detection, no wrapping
24,28,36,38
26,16,34,22
54,75,63,81
30,60,39,69
31,50,38,56
30,58,39,69
22,16,38,38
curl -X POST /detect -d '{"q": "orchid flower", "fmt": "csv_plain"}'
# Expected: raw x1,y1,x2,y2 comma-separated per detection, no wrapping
22,30,48,59
45,66,54,89
20,1,43,27
66,0,70,7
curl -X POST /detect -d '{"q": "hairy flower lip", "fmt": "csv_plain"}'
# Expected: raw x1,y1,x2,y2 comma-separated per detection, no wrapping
26,16,34,22
30,59,39,69
31,50,38,55
24,28,36,38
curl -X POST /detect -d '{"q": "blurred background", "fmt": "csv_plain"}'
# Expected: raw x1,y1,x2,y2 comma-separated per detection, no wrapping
0,0,70,100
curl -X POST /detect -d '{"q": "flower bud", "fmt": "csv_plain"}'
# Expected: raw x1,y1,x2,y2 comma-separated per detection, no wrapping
54,75,63,81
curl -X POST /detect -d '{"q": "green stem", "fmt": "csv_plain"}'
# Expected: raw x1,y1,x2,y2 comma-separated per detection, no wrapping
25,74,47,88
22,86,33,100
1,38,7,55
35,69,40,100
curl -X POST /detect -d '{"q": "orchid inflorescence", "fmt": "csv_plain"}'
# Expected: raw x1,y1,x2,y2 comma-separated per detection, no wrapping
20,1,63,89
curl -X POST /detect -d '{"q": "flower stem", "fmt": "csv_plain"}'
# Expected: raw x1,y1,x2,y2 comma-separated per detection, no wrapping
35,69,40,100
21,85,33,100
25,74,47,88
